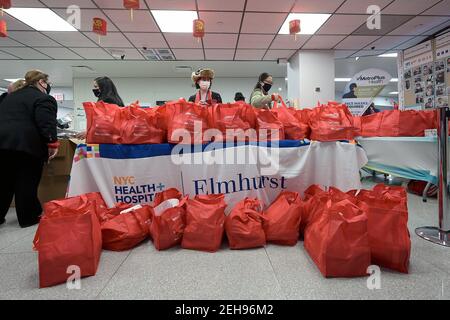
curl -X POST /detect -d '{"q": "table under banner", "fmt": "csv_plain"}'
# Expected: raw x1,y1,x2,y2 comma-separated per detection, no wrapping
67,140,368,212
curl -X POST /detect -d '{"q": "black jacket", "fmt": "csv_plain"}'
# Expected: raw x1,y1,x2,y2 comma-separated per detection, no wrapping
188,91,222,104
0,92,7,105
0,86,58,160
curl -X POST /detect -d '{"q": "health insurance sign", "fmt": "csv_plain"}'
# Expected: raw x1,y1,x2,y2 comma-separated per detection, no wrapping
342,68,392,115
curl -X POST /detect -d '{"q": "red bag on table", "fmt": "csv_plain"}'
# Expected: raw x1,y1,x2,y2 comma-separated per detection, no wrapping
263,191,302,246
356,184,411,273
361,110,400,137
149,188,187,251
309,102,356,141
33,197,102,288
210,103,257,142
294,108,312,139
255,109,285,141
272,98,309,140
165,99,211,144
101,205,153,251
84,101,123,144
225,198,266,249
120,105,166,144
182,194,227,252
398,110,437,137
353,116,362,136
304,198,371,278
301,185,329,237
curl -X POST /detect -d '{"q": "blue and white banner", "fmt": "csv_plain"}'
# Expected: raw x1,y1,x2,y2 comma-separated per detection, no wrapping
67,141,368,212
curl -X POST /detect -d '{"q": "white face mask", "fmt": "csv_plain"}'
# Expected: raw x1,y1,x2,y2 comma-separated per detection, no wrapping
199,80,210,91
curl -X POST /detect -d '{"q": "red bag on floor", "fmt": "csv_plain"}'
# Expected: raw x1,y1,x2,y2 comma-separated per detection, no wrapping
101,205,153,251
304,198,371,277
149,188,187,251
182,194,227,252
356,184,411,273
210,103,257,142
165,99,211,144
272,98,309,140
263,191,303,246
256,109,285,141
120,105,166,144
361,110,400,137
407,180,437,197
34,197,102,288
225,198,266,249
309,102,356,141
399,110,437,137
84,101,123,144
301,185,329,237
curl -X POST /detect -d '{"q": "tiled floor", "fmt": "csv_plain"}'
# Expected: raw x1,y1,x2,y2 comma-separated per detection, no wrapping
1,179,449,300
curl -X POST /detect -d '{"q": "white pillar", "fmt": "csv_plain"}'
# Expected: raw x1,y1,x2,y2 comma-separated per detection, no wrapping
287,50,335,109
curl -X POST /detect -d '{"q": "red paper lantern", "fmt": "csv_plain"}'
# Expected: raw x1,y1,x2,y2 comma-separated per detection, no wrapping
93,17,107,36
123,0,139,10
0,20,7,37
289,19,301,35
193,19,205,39
0,0,11,10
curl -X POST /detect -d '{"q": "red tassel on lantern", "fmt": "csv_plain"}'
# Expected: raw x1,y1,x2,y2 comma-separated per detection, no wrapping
193,19,205,43
93,17,107,44
123,0,139,21
289,19,300,40
0,20,7,37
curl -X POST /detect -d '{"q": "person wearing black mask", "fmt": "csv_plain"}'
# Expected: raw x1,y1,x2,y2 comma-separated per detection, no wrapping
0,70,58,228
249,73,280,109
76,76,124,139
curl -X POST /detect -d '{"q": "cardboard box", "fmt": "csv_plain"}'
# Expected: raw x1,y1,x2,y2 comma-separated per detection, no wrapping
38,175,70,205
42,139,77,177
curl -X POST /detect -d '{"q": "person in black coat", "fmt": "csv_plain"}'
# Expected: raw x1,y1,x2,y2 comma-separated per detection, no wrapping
188,68,222,105
0,70,58,228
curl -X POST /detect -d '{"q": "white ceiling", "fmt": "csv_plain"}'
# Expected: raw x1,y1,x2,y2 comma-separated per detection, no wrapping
0,0,448,62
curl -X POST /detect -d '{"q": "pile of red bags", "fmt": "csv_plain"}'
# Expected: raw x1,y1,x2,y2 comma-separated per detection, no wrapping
303,184,411,277
272,99,309,140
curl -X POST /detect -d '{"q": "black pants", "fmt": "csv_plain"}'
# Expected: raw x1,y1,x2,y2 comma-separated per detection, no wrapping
0,150,44,227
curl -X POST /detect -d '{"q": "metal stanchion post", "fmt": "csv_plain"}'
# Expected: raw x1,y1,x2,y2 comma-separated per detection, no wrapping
416,106,450,246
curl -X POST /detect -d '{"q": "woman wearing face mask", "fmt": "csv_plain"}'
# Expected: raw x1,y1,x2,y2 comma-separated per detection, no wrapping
188,68,222,106
0,70,58,228
75,76,124,139
250,73,280,109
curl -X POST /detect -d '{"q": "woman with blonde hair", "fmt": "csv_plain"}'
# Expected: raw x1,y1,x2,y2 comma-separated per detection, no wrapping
0,79,26,105
0,70,58,228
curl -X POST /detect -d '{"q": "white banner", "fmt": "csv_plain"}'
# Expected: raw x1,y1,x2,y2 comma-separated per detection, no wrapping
67,141,368,212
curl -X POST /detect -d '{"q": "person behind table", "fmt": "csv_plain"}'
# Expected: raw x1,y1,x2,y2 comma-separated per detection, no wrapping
343,83,358,99
0,70,58,228
234,92,246,104
188,68,222,105
0,79,26,105
76,76,124,139
362,102,380,116
249,73,280,109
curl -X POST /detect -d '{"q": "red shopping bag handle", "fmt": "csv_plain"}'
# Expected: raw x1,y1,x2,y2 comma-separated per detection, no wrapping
272,96,288,109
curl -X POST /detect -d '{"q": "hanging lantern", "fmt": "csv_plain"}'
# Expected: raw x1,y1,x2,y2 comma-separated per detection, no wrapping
289,19,300,40
0,20,7,37
123,0,139,21
93,17,107,44
0,0,11,16
193,19,205,43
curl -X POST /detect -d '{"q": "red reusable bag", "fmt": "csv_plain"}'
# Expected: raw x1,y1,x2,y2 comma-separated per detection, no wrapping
84,101,123,144
121,105,166,144
263,191,302,246
356,184,411,273
165,99,211,144
210,103,257,142
309,102,357,141
34,197,102,288
256,109,285,141
301,185,329,237
101,205,153,251
353,116,362,137
272,98,308,140
182,194,227,252
225,198,266,249
150,188,187,251
304,198,371,278
294,108,312,139
398,110,437,137
362,110,400,137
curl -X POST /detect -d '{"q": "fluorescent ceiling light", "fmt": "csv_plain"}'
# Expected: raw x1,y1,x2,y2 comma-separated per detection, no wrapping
390,78,398,82
378,52,398,58
152,10,198,33
279,13,331,35
5,8,77,31
335,78,352,82
389,92,399,95
4,78,23,82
